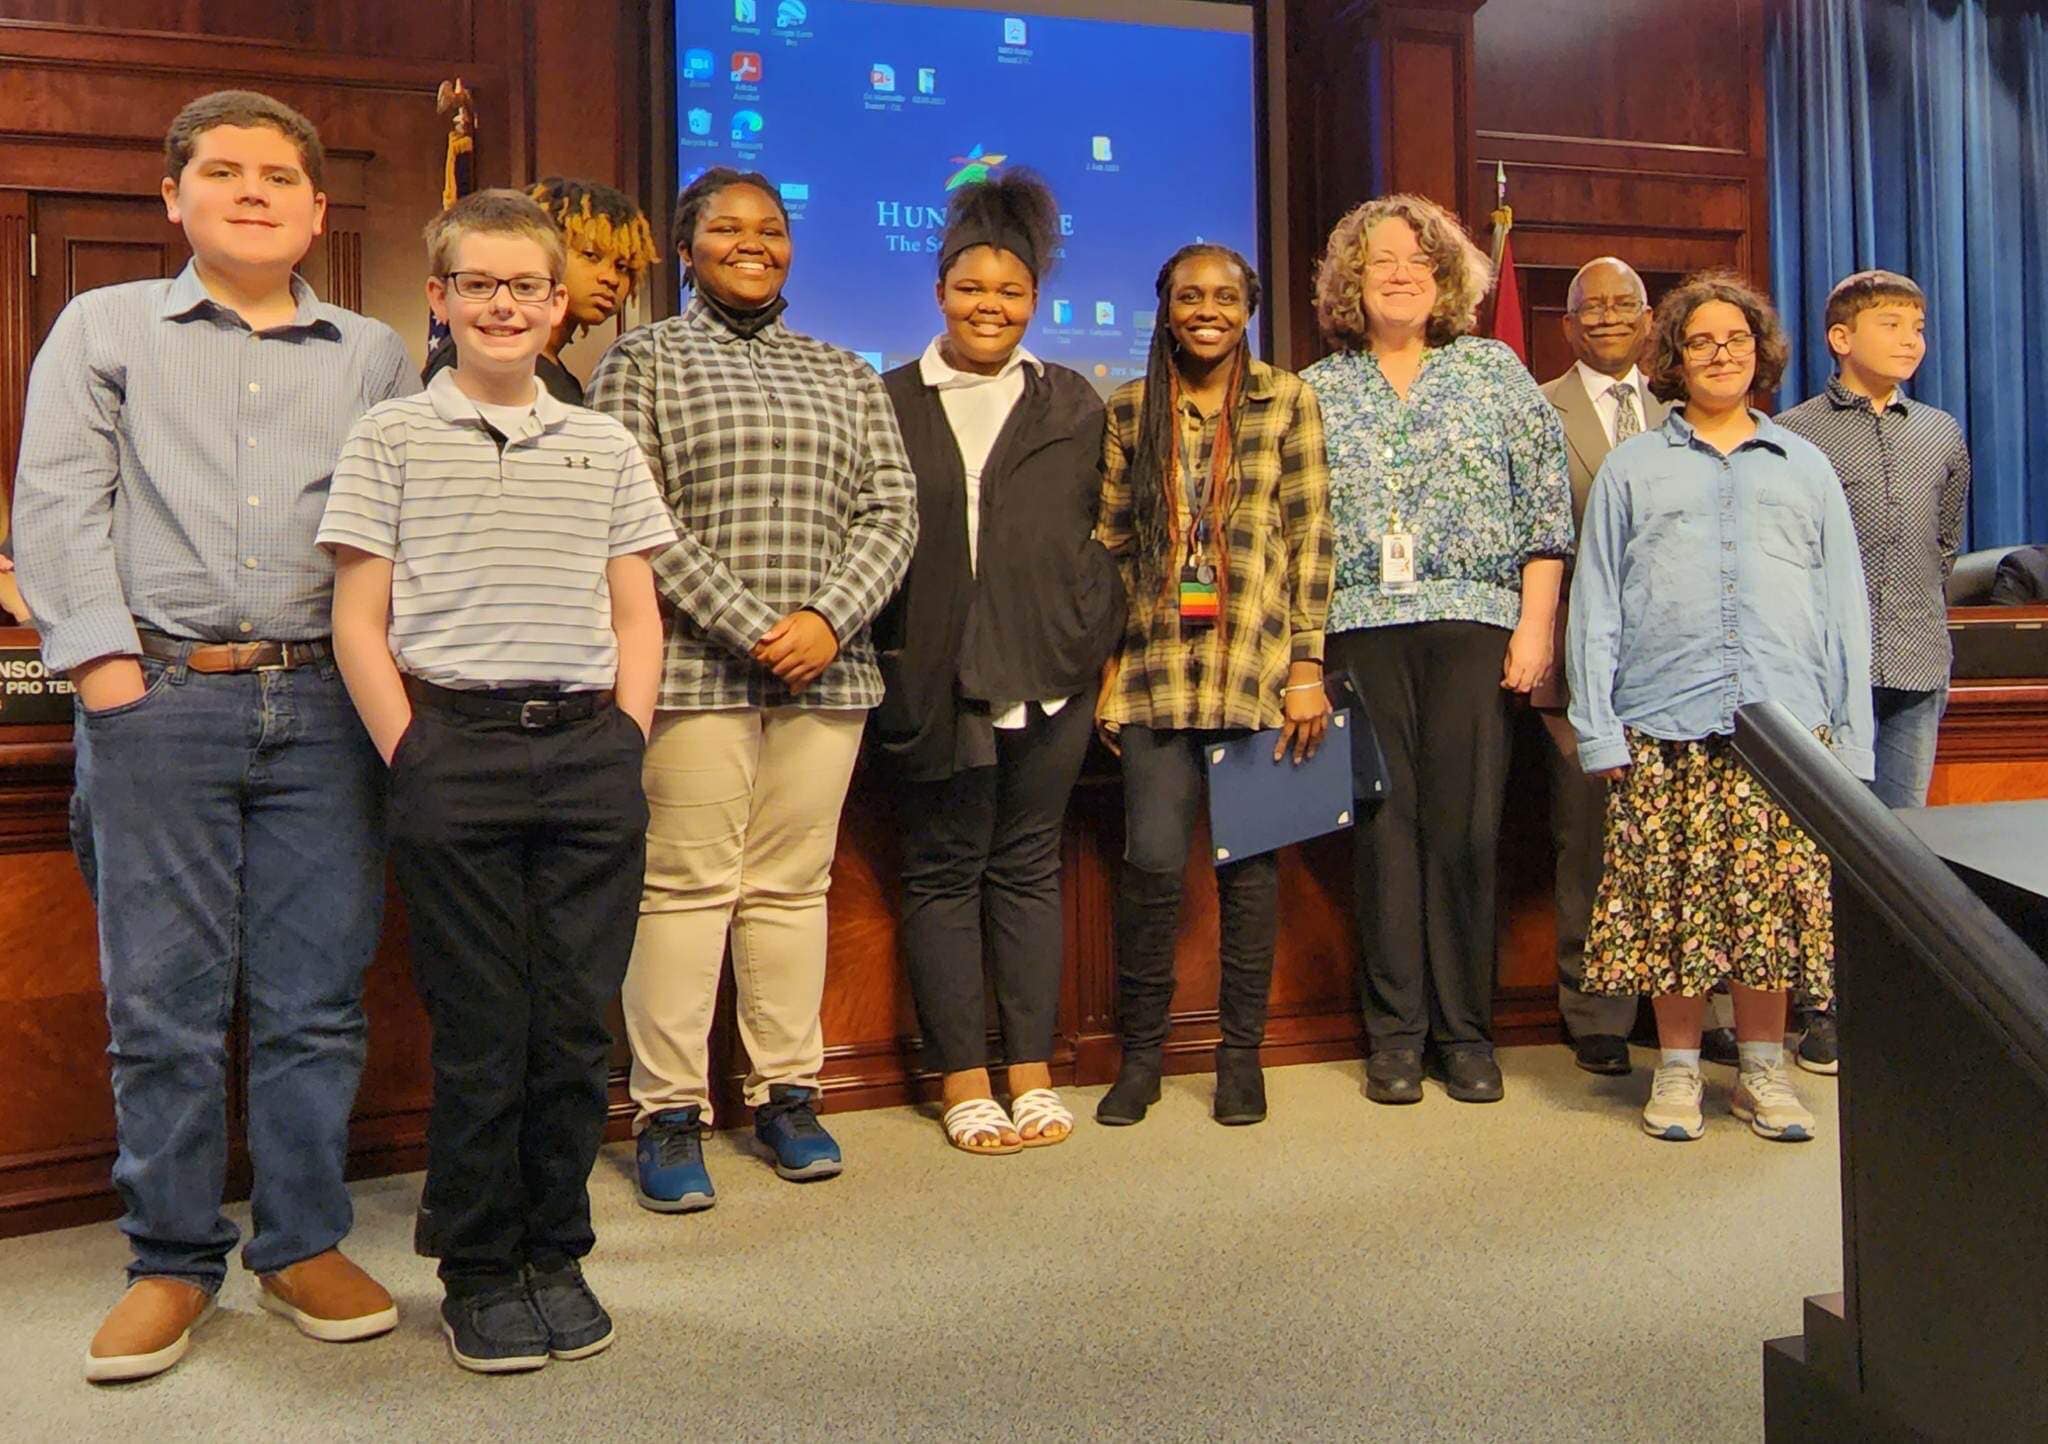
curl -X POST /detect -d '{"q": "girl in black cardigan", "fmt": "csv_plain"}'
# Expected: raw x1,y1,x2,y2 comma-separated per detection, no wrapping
874,173,1124,1155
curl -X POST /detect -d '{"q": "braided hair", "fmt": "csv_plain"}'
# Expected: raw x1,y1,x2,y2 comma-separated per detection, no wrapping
529,176,659,294
1130,243,1263,594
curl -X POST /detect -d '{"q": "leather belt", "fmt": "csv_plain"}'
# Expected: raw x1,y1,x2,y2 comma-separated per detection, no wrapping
138,629,332,673
404,675,615,730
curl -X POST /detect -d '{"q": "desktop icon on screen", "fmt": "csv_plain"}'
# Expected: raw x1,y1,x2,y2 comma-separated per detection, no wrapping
732,109,764,141
776,0,807,26
686,108,712,137
780,181,811,202
871,63,897,91
683,48,714,83
735,0,756,22
1092,135,1114,162
1135,308,1157,331
1003,17,1028,46
1051,299,1073,325
1095,301,1116,326
732,51,763,83
917,68,938,95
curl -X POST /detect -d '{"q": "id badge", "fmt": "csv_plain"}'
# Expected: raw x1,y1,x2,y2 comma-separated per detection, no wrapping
1178,562,1219,630
1380,530,1419,593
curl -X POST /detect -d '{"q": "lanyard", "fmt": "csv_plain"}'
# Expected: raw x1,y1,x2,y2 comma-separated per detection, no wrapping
1178,408,1224,555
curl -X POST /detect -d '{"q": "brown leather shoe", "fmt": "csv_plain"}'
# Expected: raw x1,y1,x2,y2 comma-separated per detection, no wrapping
257,1248,398,1342
86,1277,214,1383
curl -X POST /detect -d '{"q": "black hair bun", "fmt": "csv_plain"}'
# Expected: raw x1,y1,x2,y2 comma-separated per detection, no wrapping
941,169,1059,279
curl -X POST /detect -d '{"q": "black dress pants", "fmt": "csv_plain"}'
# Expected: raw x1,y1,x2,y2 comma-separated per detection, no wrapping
1114,725,1281,1053
896,700,1093,1075
389,696,648,1294
1330,621,1512,1054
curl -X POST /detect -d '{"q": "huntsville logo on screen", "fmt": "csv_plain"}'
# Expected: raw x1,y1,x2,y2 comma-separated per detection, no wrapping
875,144,1073,255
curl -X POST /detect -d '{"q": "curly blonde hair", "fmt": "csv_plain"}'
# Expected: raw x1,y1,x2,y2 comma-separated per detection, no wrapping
1313,193,1492,350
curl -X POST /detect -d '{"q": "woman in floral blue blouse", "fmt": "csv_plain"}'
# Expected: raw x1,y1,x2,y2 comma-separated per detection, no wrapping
1303,193,1574,1108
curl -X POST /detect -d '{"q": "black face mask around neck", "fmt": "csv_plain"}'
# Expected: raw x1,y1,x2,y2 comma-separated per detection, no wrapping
693,284,790,339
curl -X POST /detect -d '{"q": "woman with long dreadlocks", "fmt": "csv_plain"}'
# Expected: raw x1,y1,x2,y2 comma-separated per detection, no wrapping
1093,244,1334,1128
873,172,1125,1156
424,176,658,404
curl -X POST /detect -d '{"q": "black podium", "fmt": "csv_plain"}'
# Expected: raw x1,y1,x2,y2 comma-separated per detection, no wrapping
1734,703,2048,1442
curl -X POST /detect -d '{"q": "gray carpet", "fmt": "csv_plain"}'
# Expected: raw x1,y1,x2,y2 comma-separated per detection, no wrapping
0,1047,1841,1443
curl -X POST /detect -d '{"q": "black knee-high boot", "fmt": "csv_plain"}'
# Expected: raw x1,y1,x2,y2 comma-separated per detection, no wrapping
1212,853,1278,1123
1098,863,1182,1125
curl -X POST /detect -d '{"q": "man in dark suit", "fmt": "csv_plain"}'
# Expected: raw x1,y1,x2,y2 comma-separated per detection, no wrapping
1538,257,1735,1073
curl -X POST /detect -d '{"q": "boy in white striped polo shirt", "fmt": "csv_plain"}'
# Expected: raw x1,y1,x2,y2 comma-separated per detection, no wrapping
320,190,677,1374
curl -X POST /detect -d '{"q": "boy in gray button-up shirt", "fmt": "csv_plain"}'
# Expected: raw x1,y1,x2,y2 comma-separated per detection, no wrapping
13,90,412,1383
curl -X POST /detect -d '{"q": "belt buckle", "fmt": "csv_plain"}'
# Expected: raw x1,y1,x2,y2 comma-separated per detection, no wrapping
518,699,556,729
253,641,291,672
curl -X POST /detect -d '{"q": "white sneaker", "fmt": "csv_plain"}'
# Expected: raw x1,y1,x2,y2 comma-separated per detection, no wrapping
1642,1061,1704,1141
1732,1063,1817,1141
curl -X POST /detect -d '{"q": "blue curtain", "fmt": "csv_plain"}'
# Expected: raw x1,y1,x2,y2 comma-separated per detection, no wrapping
1767,0,2048,548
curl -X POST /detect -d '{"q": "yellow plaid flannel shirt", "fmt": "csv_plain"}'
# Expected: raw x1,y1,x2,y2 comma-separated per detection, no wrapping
1096,360,1333,732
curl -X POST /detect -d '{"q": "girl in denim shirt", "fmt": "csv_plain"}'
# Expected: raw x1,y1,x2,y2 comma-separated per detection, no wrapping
1567,272,1874,1146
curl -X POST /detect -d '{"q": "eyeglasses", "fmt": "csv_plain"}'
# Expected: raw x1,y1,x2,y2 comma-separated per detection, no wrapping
440,271,556,304
1366,255,1431,279
1682,332,1757,361
1572,298,1645,323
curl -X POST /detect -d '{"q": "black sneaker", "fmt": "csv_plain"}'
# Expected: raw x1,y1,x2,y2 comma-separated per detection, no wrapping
413,1198,440,1258
1438,1048,1505,1103
524,1258,615,1361
441,1284,549,1374
1365,1047,1423,1105
1570,1033,1633,1076
1797,1012,1840,1075
1700,1027,1741,1068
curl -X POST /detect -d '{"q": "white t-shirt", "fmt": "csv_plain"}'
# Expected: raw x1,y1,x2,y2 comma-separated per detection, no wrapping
916,337,1073,730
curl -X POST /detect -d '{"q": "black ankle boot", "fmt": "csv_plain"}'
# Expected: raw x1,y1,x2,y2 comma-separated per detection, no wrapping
1212,1045,1267,1125
1097,1049,1163,1125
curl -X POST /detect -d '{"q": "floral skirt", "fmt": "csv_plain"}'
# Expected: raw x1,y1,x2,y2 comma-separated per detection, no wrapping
1582,729,1834,1003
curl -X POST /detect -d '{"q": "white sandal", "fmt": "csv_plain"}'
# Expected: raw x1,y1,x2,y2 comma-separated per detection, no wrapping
942,1097,1022,1156
1008,1088,1074,1148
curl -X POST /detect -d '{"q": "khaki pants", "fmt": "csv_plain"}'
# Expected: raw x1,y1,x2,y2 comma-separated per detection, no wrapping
622,706,865,1126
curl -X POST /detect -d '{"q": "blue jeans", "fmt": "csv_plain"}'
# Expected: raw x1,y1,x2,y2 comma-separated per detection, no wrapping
1870,684,1947,810
70,650,385,1290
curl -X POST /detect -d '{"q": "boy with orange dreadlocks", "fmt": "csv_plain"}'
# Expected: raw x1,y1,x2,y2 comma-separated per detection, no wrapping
424,176,658,405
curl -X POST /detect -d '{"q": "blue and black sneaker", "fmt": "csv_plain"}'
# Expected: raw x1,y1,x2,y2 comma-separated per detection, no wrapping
635,1105,715,1213
753,1084,842,1182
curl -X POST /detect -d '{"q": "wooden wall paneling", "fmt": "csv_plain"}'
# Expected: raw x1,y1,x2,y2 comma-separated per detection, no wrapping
0,843,116,1235
30,195,191,346
1472,0,1757,153
0,4,477,65
1375,4,1481,218
1277,0,1377,370
1470,0,1769,384
0,4,528,372
0,190,27,524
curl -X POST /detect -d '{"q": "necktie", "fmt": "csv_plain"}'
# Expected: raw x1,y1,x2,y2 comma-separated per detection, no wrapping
1612,381,1643,440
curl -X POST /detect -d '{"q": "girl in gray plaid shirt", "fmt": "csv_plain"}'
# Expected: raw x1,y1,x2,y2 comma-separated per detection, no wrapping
588,168,916,1209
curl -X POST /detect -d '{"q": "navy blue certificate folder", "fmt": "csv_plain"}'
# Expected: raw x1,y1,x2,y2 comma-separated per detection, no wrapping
1202,710,1359,864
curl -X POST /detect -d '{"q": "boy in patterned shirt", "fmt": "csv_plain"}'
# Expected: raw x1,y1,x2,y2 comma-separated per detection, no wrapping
321,190,676,1373
1777,269,1971,1071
